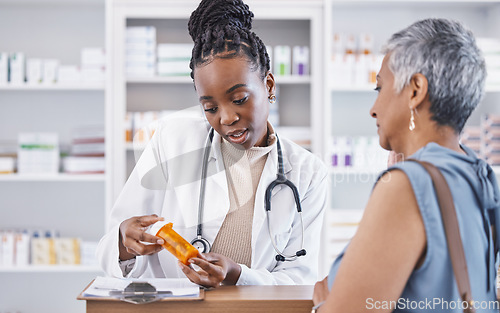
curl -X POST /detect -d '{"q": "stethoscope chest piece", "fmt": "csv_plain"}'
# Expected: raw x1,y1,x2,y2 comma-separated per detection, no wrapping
191,236,211,254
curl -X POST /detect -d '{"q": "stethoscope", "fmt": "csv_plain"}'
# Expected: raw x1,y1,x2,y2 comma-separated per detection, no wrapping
191,128,307,262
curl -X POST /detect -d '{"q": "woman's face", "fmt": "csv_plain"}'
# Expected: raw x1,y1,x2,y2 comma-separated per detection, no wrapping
194,56,273,149
369,54,412,152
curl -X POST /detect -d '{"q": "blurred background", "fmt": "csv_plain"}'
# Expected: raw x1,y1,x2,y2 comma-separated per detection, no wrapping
1,0,500,312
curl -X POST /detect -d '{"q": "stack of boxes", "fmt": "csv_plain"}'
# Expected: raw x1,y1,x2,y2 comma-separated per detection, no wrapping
157,43,192,76
62,126,105,174
0,229,95,267
0,49,104,86
330,33,383,88
125,110,176,145
481,114,500,166
461,114,500,167
460,126,481,156
330,136,389,172
17,133,59,174
81,48,106,83
272,45,309,77
126,26,157,77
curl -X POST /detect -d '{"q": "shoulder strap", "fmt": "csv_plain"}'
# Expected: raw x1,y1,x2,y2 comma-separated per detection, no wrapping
406,159,475,313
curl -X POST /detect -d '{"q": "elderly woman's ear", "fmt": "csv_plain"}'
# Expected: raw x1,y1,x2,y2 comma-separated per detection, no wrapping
408,73,428,110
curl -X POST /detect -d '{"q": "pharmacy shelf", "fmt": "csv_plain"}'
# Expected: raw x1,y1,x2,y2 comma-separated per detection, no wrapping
126,75,311,85
330,85,500,93
0,173,105,182
0,265,102,273
0,84,105,91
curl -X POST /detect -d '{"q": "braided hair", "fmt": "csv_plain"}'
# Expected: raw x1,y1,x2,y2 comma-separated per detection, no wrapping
188,0,270,80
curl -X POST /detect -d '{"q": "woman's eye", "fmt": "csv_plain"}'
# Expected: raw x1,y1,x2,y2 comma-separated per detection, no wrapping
233,96,248,104
204,107,217,113
374,86,381,92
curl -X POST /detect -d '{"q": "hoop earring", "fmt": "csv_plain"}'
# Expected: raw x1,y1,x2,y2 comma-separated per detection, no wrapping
268,95,276,104
409,109,416,131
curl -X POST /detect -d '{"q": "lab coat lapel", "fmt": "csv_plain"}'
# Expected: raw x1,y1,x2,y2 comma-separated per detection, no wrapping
252,139,292,260
200,131,230,243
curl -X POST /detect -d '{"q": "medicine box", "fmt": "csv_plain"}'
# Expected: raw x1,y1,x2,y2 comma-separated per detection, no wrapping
273,46,291,76
18,133,59,174
292,46,309,76
58,65,81,83
0,52,7,85
43,59,59,84
9,52,25,85
27,58,43,85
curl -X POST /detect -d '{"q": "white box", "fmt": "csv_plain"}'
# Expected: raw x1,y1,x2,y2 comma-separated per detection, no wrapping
126,52,156,64
63,157,105,173
273,46,291,76
292,46,309,76
18,133,59,174
14,231,30,266
27,58,43,85
157,60,190,76
80,241,99,266
2,231,15,266
81,48,106,68
0,52,8,85
58,65,81,83
9,52,25,85
54,238,80,265
126,26,156,40
0,157,15,173
157,43,192,59
43,59,59,84
81,67,105,82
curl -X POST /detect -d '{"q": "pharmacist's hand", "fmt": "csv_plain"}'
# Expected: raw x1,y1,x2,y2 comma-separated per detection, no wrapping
178,252,242,288
313,276,329,306
118,214,165,261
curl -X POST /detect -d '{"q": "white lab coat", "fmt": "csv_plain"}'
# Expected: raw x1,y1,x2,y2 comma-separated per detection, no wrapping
97,108,328,285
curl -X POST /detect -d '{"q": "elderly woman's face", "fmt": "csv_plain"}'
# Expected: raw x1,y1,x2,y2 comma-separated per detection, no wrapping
369,54,412,152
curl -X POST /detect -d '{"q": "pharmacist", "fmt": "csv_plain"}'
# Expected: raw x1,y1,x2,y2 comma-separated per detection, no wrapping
97,0,327,288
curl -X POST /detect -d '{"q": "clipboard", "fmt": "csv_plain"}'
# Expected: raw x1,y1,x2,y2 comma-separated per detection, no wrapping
77,279,205,304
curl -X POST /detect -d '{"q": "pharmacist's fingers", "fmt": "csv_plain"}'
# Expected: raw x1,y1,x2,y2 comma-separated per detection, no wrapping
137,214,164,227
189,258,225,281
179,262,207,286
126,241,164,256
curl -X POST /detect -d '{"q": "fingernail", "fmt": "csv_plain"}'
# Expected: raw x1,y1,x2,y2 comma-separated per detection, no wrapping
188,259,194,263
157,239,164,245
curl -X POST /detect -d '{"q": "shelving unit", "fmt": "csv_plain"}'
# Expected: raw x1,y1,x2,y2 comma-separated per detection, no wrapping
108,0,324,203
0,265,102,273
3,1,500,309
0,173,106,182
0,84,105,91
322,0,500,275
0,0,106,312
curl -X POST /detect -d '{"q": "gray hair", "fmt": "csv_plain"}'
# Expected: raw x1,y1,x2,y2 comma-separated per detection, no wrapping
383,18,486,133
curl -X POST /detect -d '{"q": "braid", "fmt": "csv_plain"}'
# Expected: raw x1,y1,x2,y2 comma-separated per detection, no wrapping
188,0,270,80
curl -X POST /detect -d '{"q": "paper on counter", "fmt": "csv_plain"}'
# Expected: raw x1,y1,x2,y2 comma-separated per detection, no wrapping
84,276,200,297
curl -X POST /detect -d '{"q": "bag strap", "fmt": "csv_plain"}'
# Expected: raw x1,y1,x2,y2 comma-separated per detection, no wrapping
406,159,475,313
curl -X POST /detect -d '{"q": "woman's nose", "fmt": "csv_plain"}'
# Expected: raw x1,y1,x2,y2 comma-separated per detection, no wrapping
220,107,239,126
369,105,377,118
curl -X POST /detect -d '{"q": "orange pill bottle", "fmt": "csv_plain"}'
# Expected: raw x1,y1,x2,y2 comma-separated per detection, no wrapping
156,223,199,265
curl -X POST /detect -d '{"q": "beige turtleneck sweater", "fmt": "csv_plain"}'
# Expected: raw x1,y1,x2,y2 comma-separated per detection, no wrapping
210,123,276,268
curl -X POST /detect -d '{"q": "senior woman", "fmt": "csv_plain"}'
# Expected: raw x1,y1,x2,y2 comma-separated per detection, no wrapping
312,18,500,313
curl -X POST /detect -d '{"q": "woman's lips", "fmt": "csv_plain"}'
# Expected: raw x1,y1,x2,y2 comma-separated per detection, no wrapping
226,129,248,145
